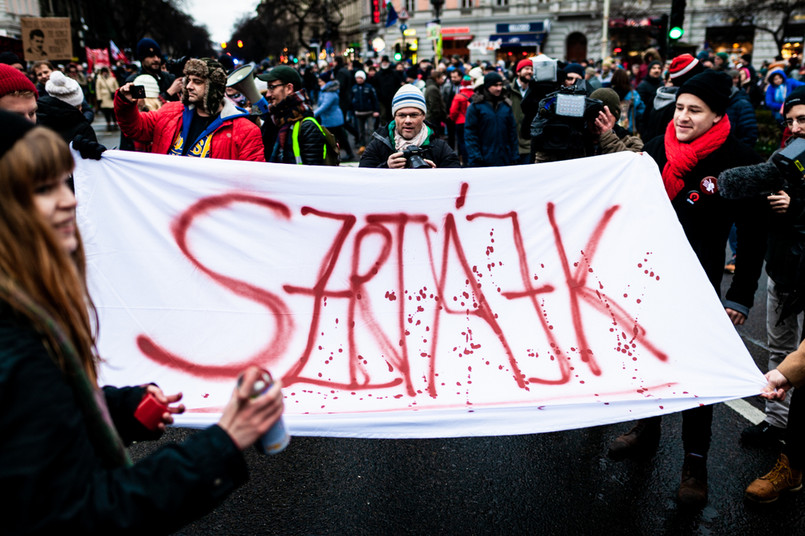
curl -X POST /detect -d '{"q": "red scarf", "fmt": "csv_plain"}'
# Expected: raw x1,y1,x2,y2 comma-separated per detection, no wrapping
661,114,731,199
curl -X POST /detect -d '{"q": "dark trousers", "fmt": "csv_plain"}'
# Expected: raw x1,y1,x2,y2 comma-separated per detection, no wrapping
329,125,354,158
641,403,713,457
455,123,468,165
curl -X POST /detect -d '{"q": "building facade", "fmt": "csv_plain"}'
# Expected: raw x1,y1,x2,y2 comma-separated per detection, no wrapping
333,0,804,68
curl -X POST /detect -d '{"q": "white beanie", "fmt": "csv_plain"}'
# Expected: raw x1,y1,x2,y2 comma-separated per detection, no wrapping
46,71,84,107
133,74,160,99
354,70,367,81
391,84,426,116
468,66,484,89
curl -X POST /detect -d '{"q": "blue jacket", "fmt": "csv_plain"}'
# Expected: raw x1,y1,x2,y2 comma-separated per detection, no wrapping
351,82,379,113
464,92,518,167
726,87,758,148
765,69,805,120
313,81,344,128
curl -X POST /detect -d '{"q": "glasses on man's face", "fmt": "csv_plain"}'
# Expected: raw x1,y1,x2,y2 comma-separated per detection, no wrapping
266,83,287,92
784,116,805,128
395,112,424,120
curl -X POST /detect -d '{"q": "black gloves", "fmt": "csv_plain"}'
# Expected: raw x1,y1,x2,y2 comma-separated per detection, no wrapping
72,134,106,160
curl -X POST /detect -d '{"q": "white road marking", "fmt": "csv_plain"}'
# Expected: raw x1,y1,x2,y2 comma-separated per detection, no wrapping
725,398,765,425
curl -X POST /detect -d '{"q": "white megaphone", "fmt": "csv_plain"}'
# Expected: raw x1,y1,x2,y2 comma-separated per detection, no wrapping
227,63,270,115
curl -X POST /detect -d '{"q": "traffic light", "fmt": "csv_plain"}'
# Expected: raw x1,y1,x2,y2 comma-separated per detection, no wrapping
669,0,686,42
394,43,402,62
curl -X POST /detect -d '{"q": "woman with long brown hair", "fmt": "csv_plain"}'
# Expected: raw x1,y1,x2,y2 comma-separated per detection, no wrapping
0,110,285,534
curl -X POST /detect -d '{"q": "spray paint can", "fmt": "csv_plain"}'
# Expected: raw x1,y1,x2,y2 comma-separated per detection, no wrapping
239,369,290,455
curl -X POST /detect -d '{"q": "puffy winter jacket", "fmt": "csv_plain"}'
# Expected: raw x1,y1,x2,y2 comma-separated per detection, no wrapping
765,69,805,122
313,81,345,128
358,121,460,168
36,95,98,145
114,92,264,161
726,87,759,148
463,92,518,167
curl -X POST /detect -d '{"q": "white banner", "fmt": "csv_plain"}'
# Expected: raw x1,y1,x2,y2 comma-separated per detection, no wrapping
74,151,765,438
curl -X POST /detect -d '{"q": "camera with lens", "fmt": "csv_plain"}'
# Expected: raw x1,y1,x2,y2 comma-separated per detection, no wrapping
403,145,430,169
166,56,189,77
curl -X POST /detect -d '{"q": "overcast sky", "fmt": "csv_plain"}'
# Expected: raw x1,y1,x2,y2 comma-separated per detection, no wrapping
186,0,259,45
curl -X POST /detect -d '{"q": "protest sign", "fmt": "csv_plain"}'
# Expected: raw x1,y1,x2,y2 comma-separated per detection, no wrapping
21,17,72,61
74,151,765,438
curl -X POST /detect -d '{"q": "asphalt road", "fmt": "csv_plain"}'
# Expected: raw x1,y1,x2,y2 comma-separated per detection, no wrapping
93,119,804,534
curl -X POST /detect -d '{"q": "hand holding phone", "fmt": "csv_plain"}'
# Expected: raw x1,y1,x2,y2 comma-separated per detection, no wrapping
130,85,146,99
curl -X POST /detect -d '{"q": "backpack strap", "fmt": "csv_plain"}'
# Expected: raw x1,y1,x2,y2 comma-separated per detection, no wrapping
292,117,327,165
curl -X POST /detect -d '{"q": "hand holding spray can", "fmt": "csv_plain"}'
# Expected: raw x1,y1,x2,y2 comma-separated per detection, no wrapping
238,369,290,455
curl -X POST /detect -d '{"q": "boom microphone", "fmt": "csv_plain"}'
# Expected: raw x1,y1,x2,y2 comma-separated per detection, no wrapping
717,162,783,199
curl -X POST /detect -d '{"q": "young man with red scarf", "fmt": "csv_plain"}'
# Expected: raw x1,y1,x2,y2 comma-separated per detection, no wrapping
606,70,767,508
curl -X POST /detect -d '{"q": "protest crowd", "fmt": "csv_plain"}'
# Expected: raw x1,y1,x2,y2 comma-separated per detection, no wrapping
5,31,805,532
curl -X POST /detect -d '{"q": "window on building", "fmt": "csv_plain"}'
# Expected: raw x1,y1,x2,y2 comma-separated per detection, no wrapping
496,0,509,6
461,0,473,8
404,0,416,12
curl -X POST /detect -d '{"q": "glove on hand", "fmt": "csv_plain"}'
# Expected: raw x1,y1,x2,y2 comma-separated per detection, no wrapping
72,134,107,160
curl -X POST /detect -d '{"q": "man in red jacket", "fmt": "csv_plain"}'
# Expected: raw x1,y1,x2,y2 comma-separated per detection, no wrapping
114,57,264,161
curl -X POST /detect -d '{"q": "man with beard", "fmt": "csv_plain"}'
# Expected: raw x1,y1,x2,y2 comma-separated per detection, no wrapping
637,60,664,138
510,58,534,164
464,72,518,167
258,66,326,165
114,57,263,161
126,38,182,102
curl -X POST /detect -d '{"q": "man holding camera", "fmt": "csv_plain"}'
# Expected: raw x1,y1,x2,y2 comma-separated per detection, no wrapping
739,86,805,450
359,84,460,169
114,57,264,161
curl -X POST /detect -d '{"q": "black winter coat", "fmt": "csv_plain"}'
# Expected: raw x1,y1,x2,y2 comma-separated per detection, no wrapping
0,301,248,535
644,134,767,314
36,95,98,145
359,122,460,168
263,115,326,165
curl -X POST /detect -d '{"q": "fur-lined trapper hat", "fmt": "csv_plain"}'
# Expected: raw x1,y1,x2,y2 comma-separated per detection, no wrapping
182,58,227,113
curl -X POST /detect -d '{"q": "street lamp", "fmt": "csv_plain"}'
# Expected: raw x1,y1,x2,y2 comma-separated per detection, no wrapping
431,0,444,24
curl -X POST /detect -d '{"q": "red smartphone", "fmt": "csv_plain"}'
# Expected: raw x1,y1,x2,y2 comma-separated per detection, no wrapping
134,393,168,431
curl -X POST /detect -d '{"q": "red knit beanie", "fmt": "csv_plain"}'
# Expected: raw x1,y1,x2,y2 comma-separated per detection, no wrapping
0,64,38,99
668,54,703,87
516,59,533,73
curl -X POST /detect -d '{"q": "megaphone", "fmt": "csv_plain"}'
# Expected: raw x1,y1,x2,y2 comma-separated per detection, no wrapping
227,63,270,115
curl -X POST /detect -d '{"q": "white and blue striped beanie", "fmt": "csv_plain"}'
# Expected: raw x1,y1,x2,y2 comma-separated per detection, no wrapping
391,84,426,116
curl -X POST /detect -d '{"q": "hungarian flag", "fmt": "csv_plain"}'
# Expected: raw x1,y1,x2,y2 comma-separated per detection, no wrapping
385,1,398,27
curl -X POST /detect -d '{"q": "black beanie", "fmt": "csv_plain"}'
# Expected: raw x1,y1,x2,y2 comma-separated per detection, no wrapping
677,71,732,116
784,86,805,116
0,110,35,160
483,72,503,88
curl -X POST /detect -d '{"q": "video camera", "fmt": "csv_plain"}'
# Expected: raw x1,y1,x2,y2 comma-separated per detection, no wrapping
530,82,604,154
166,56,189,77
771,137,805,188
